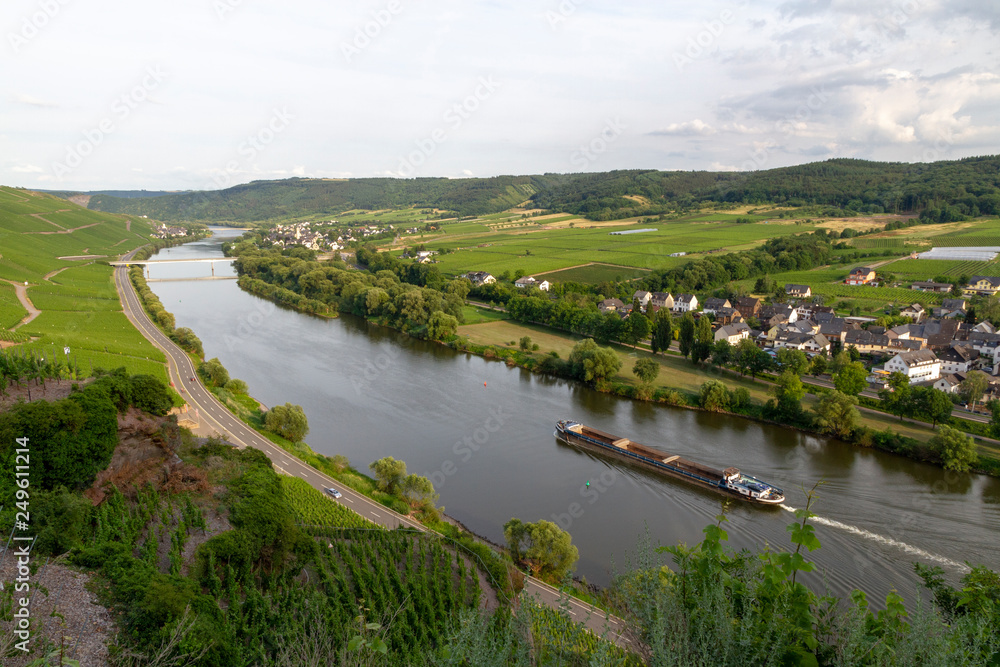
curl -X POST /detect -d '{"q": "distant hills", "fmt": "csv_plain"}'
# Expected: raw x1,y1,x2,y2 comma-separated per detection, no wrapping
50,156,1000,223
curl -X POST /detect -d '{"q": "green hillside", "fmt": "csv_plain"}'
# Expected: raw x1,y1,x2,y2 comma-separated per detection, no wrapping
0,186,167,378
71,156,1000,223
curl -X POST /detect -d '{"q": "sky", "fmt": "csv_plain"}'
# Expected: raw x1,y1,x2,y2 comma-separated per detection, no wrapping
2,0,998,191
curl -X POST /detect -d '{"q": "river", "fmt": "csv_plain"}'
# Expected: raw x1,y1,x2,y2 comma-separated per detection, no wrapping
144,228,1000,603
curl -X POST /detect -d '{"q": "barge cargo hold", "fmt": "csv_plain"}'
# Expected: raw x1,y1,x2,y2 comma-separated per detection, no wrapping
555,420,784,505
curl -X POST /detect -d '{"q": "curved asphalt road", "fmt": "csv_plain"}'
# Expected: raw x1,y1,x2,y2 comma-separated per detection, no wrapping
113,252,638,653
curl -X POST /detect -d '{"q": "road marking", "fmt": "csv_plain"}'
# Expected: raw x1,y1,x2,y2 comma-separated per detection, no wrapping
568,609,577,616
370,512,381,518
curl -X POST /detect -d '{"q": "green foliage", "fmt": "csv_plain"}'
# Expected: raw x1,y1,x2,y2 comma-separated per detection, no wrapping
198,357,231,388
960,370,991,411
699,379,730,412
651,308,674,355
503,518,579,583
568,338,621,385
369,456,407,494
632,357,660,386
678,312,696,358
776,348,810,376
930,425,978,472
812,390,860,439
833,361,869,397
264,402,309,442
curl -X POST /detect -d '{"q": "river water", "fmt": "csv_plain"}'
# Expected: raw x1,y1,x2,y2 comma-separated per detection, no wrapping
145,228,1000,603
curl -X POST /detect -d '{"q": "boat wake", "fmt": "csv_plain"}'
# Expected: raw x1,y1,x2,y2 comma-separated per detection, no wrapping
779,505,969,573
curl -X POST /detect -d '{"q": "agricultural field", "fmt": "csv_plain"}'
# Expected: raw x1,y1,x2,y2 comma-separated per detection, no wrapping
280,475,380,529
880,258,1000,279
425,219,818,279
526,602,643,665
536,263,653,284
0,186,167,378
313,527,483,654
849,237,907,249
460,304,509,324
0,283,27,329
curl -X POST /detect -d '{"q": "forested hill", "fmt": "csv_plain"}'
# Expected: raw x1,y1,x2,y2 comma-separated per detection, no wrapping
70,156,1000,222
81,176,543,222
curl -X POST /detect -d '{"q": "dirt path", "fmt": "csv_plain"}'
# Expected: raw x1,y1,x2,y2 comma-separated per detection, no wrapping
0,278,41,329
30,210,69,229
43,266,70,280
25,222,100,235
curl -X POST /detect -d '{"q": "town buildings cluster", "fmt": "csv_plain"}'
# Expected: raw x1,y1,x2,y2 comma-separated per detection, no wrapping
152,223,189,239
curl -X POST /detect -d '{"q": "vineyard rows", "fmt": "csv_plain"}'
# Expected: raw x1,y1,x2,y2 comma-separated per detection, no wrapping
526,602,643,665
313,528,482,655
281,475,381,530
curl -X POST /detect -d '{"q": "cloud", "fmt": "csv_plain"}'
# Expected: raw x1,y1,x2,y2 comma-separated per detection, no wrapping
11,93,56,107
648,119,716,136
11,164,44,173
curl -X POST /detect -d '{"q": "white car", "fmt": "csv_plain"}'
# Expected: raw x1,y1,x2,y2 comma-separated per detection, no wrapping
324,487,343,499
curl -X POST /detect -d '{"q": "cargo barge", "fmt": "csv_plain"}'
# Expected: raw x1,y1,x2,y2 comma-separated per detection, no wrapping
555,420,784,504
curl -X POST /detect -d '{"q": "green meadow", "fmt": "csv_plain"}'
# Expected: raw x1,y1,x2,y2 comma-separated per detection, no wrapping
420,218,817,279
0,186,167,378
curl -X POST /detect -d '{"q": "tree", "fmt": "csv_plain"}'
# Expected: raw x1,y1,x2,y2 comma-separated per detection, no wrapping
772,370,806,420
568,339,621,385
650,308,674,355
699,380,730,412
812,390,860,439
776,348,809,376
746,346,773,380
711,340,732,368
959,370,990,412
734,338,758,376
913,386,954,428
878,371,912,421
369,456,407,494
990,400,1000,439
400,473,440,517
809,354,828,377
198,358,230,388
678,312,696,359
829,349,851,376
625,312,650,349
847,345,861,362
129,374,173,416
503,518,579,582
692,316,713,364
632,358,660,386
425,311,458,340
929,426,977,472
264,403,310,442
519,336,532,352
833,361,868,397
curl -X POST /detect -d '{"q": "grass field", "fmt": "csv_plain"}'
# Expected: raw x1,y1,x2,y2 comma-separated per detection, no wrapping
420,219,818,278
460,304,509,324
0,283,27,329
880,258,1000,279
0,186,167,379
457,319,948,445
535,263,652,283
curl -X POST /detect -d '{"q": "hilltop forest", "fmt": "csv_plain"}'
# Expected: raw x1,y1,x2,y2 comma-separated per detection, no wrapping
61,156,1000,222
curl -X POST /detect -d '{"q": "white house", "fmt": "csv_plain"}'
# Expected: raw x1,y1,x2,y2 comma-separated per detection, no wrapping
514,276,550,291
883,349,942,384
464,271,496,286
714,323,750,345
632,290,652,309
672,294,698,313
937,345,979,374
